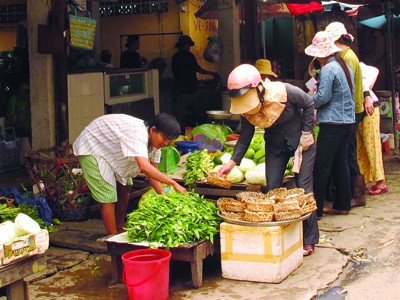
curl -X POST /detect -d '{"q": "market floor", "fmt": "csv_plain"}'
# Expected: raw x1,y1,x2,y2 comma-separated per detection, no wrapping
1,155,400,299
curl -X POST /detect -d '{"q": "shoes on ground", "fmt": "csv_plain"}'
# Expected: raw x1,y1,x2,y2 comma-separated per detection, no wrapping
323,207,349,215
351,197,366,208
303,244,315,257
368,185,388,196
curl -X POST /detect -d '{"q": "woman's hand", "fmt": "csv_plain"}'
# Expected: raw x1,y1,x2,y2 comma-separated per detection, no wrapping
218,160,236,175
364,96,374,116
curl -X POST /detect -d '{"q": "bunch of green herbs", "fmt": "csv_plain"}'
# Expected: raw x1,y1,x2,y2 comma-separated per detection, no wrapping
125,191,221,249
183,150,214,185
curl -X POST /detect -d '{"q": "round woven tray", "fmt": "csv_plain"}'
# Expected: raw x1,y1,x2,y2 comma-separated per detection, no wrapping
273,200,300,213
217,197,247,212
274,209,302,221
244,210,274,222
246,201,274,212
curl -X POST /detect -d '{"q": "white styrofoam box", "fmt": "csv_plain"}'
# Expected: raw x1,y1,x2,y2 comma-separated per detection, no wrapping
220,221,303,283
0,229,49,266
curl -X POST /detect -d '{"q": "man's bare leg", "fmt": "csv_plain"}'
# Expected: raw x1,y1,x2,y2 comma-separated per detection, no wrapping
115,182,132,233
102,203,117,235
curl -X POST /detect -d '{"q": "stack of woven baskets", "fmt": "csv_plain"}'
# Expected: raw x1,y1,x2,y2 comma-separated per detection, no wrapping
217,187,317,223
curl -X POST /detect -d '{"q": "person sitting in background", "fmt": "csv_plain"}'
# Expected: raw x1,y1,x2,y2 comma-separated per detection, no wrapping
5,80,31,144
255,59,278,81
98,49,114,68
120,35,147,68
357,63,388,196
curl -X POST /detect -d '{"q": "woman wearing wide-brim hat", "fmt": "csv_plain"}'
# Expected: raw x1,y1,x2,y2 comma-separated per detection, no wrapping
305,30,355,218
218,64,319,257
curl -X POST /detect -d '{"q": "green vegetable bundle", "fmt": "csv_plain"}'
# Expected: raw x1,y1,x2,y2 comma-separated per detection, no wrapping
125,191,221,249
183,150,214,185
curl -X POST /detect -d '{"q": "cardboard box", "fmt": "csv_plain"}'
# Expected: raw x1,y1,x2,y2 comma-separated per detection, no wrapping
0,229,49,266
220,221,303,283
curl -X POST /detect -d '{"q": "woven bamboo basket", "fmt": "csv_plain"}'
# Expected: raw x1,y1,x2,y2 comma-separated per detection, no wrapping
246,201,274,212
273,200,300,213
217,197,247,213
244,210,274,222
239,192,268,204
300,202,317,215
207,172,232,189
220,209,245,221
266,187,288,198
274,209,302,221
298,193,315,206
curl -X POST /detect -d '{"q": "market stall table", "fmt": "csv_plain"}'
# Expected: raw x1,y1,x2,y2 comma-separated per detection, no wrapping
0,254,46,300
104,233,215,288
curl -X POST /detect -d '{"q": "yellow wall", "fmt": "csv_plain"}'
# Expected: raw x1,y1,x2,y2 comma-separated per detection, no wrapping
0,27,17,51
99,0,218,76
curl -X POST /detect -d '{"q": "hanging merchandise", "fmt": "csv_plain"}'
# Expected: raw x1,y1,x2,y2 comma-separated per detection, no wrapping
68,6,97,51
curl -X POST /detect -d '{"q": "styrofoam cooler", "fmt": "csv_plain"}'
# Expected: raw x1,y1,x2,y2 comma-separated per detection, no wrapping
220,221,303,283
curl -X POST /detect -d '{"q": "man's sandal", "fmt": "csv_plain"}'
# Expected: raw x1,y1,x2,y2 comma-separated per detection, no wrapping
303,244,315,257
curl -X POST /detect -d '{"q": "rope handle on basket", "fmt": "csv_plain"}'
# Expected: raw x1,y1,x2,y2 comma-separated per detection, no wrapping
122,261,162,287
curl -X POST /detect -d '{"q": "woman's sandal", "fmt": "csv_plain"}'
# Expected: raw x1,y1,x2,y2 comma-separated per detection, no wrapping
368,185,389,195
303,244,315,257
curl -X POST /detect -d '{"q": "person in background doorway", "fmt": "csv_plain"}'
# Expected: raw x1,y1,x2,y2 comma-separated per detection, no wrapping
305,31,355,217
255,59,278,81
98,49,114,68
73,113,187,235
325,22,370,208
120,35,147,68
357,63,388,196
171,35,220,129
5,80,31,144
218,64,319,257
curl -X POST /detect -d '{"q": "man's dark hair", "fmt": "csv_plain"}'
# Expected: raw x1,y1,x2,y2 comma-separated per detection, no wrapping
148,113,181,140
126,35,140,48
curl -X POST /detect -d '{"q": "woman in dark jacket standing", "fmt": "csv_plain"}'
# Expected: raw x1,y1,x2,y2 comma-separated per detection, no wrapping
219,64,319,256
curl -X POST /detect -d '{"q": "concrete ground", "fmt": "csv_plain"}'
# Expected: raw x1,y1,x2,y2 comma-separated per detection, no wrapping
1,156,400,299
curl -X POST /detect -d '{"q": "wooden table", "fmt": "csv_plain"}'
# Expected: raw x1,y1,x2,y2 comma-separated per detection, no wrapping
0,255,46,300
105,236,215,288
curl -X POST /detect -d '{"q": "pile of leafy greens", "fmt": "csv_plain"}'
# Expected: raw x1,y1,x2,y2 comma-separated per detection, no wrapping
125,191,221,249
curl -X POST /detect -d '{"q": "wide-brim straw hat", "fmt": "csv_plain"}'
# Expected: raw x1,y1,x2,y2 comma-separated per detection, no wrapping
304,31,343,58
255,59,278,77
325,21,354,42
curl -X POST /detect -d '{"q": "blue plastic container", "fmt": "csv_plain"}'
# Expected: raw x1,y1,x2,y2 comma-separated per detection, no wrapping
175,141,201,154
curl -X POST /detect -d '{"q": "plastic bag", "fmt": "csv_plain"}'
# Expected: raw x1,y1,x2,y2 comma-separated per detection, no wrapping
203,34,219,63
191,124,229,143
0,187,53,226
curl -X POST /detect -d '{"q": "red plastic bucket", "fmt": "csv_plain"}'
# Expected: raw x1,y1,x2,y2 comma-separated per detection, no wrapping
122,249,171,300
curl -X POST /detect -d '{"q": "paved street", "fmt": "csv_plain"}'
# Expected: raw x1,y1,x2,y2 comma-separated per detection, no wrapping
1,157,399,299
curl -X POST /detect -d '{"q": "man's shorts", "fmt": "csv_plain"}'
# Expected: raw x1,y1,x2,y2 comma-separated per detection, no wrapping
78,155,132,204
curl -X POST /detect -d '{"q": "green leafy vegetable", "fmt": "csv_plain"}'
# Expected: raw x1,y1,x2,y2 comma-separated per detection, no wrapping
125,191,221,249
183,150,214,185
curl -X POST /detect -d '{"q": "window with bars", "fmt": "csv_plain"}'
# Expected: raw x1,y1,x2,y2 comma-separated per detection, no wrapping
0,3,27,24
99,0,168,16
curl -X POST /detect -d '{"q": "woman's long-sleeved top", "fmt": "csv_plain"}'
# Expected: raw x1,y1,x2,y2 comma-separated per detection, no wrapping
312,56,355,125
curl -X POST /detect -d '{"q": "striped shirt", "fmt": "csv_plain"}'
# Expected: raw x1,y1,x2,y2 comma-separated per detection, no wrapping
73,114,160,186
